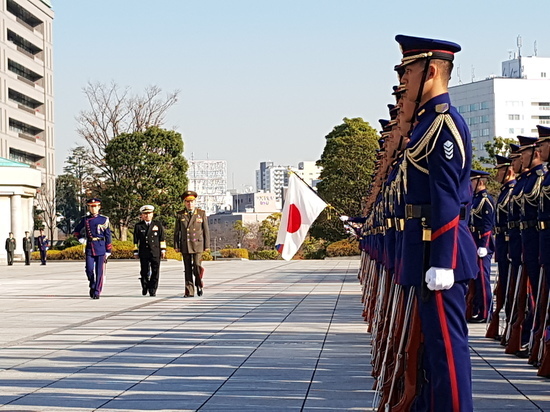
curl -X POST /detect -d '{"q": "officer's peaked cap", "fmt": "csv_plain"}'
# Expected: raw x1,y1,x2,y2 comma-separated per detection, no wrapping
182,190,198,201
140,205,155,213
516,135,539,151
86,198,101,206
537,125,550,141
395,34,461,68
494,154,511,168
470,169,490,179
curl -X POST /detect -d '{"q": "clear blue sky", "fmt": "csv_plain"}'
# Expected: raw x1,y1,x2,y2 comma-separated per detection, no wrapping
53,0,549,189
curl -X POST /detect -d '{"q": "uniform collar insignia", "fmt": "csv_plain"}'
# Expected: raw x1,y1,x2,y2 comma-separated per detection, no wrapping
435,103,449,113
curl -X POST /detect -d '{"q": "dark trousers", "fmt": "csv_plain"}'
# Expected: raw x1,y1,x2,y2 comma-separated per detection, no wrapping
24,251,30,265
472,254,493,320
414,282,473,412
7,251,14,265
39,249,47,265
183,253,202,296
86,254,106,297
140,254,161,292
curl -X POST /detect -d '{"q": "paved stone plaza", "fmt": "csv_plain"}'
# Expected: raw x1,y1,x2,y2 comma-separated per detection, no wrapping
0,259,548,411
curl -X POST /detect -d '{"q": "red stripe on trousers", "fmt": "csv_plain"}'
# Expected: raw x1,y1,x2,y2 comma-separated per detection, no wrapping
435,291,460,412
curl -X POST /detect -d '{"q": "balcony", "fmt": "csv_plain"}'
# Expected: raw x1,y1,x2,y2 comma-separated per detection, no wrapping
7,29,43,62
7,0,44,35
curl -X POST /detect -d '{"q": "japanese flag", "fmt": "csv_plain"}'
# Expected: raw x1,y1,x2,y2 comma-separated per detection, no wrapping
275,173,327,261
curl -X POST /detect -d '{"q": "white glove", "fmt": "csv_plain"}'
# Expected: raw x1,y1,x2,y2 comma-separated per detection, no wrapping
425,267,454,291
477,247,488,258
105,252,111,258
340,215,349,222
78,238,86,244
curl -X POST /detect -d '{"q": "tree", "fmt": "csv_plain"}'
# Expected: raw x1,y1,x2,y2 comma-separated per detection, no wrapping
473,136,517,198
259,212,281,249
76,82,179,180
63,146,96,216
233,220,250,247
102,126,188,240
56,174,81,235
35,181,58,241
311,118,379,241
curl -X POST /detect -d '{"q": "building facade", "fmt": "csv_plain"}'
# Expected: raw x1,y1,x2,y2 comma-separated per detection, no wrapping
1,0,54,191
188,159,228,215
449,55,550,159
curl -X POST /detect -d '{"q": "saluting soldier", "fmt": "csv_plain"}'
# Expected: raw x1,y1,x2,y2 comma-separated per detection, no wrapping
37,228,49,265
23,231,33,265
133,205,166,297
396,34,477,412
468,170,496,323
5,232,15,265
174,191,210,297
73,198,112,299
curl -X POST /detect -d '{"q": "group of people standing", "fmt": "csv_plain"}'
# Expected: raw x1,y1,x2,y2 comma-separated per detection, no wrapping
4,229,49,266
71,190,209,300
349,34,550,412
346,34,484,412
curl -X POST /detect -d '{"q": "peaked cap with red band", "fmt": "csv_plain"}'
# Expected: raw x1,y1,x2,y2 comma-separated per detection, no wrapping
395,34,461,68
86,198,101,206
537,125,550,142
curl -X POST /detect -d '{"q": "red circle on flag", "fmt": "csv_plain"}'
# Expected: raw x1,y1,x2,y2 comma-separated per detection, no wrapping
287,204,301,233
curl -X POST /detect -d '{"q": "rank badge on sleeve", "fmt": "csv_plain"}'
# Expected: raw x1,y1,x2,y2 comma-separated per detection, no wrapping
444,140,454,160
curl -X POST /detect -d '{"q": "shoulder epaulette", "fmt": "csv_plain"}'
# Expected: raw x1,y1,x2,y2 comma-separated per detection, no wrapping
435,103,449,114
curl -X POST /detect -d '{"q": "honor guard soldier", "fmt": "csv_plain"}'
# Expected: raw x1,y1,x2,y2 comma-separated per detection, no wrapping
514,135,545,357
396,34,477,412
174,191,210,297
73,198,112,299
37,228,49,265
133,205,166,297
468,169,495,323
5,232,15,265
23,231,33,265
486,155,516,339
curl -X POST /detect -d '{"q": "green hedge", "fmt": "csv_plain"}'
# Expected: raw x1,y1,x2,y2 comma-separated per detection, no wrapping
250,250,280,260
325,239,360,257
220,248,249,259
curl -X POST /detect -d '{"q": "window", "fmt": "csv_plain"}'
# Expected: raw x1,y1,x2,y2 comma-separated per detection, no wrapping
482,129,490,136
459,105,469,113
542,72,547,78
509,128,515,134
480,101,489,110
508,114,520,120
471,130,479,138
481,115,489,123
469,103,480,112
540,102,550,110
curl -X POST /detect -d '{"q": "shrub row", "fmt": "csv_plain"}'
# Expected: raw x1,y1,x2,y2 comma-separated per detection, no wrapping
325,239,360,257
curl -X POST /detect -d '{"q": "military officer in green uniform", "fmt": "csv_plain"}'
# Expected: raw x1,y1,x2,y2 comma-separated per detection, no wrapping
5,232,16,265
174,190,210,297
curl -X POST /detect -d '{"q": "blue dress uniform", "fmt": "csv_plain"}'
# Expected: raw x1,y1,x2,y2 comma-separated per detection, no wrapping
492,156,515,332
396,35,476,412
517,136,545,350
469,170,495,322
537,126,550,282
37,232,49,265
73,198,112,299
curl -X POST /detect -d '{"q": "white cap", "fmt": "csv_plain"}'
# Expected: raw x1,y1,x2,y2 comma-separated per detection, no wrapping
140,205,155,213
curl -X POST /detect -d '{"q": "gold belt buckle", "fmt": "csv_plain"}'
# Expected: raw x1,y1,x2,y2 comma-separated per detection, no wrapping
406,204,413,220
540,221,546,230
422,228,432,241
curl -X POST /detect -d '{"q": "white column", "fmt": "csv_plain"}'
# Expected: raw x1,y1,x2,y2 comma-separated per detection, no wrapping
0,196,10,264
11,194,22,257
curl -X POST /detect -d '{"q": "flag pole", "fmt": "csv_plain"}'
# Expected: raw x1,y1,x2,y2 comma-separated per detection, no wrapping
286,169,346,216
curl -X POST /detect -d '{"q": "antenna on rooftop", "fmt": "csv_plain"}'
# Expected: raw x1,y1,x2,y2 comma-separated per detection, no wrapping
471,66,475,83
508,50,513,60
517,35,522,57
457,64,462,85
534,40,538,56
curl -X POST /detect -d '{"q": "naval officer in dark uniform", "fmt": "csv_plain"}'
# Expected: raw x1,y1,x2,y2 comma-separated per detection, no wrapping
73,198,112,299
133,205,166,297
174,190,210,297
5,232,15,265
396,34,477,412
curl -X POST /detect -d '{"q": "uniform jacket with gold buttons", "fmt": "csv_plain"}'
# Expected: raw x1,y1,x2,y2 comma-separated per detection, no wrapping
174,208,210,254
133,219,166,258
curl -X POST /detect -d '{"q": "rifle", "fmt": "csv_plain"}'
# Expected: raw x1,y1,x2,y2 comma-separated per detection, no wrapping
501,264,519,346
528,270,546,356
486,263,511,339
465,278,476,320
529,278,548,365
372,276,395,380
386,289,423,412
505,265,528,354
537,289,550,377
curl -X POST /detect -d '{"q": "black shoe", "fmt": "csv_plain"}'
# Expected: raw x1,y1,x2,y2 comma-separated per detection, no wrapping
468,316,487,324
92,295,100,300
516,349,530,359
197,287,203,297
89,288,94,298
183,294,194,298
149,289,156,297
